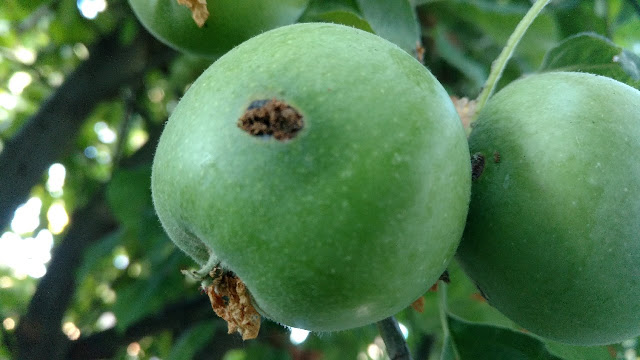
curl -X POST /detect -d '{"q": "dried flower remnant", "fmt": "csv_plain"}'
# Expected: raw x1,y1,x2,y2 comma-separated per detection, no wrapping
206,270,261,340
176,0,209,27
450,96,477,135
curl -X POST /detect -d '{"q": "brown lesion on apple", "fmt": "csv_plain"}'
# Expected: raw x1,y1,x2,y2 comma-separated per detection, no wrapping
176,0,209,27
205,268,261,340
238,99,304,141
471,153,486,181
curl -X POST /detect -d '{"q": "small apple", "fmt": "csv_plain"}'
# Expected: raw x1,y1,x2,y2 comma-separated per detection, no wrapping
151,23,471,333
458,71,640,345
128,0,309,57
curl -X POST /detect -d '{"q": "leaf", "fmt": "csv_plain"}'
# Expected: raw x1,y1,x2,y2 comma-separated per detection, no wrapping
106,166,153,230
544,341,615,360
354,0,421,56
445,314,563,360
427,1,559,67
298,0,374,33
539,32,640,89
167,321,220,360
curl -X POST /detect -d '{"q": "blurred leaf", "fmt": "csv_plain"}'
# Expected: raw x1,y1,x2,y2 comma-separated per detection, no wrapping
106,166,153,230
355,0,421,55
539,32,640,89
167,321,220,360
432,25,487,91
112,249,185,331
444,314,563,360
429,1,559,67
299,0,374,32
544,341,615,360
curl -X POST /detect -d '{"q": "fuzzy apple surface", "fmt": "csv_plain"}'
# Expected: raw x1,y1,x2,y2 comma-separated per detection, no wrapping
127,0,308,57
458,72,640,345
151,23,471,331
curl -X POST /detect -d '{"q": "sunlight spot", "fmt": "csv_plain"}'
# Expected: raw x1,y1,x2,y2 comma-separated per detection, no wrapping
367,343,383,360
94,121,117,144
96,312,117,330
289,327,310,345
8,71,32,94
0,20,9,35
0,276,13,288
128,128,149,152
3,318,15,331
398,322,409,339
0,92,18,110
47,163,66,196
127,342,141,356
14,47,36,65
47,202,69,234
147,87,165,103
11,197,42,235
0,229,53,279
128,262,142,277
62,321,81,340
113,254,130,270
48,71,64,87
84,145,98,158
77,0,107,19
96,283,117,304
73,43,90,60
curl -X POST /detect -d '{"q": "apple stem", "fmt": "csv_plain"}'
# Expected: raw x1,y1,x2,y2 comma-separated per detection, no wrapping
377,316,413,360
472,0,551,124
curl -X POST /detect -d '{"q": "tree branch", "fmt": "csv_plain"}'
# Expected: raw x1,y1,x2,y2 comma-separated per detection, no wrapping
14,113,164,360
377,316,413,360
68,296,222,359
0,27,175,231
15,189,119,360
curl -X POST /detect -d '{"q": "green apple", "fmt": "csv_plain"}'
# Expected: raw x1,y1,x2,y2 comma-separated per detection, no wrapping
151,23,471,331
459,71,640,345
127,0,309,57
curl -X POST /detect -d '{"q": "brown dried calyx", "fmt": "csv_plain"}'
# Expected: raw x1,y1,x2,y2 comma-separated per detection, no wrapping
205,268,261,340
176,0,209,27
238,99,304,141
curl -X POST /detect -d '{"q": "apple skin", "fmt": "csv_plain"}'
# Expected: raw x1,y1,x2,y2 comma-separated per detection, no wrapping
127,0,309,57
151,23,471,331
458,71,640,345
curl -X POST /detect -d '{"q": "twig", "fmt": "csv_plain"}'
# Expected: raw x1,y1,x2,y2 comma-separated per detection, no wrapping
472,0,551,124
377,316,413,360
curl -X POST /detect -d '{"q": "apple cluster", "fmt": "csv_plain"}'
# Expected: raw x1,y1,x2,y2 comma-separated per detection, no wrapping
139,6,640,346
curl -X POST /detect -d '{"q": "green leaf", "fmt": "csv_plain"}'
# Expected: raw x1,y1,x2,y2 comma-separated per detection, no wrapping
355,0,421,56
427,1,559,68
544,341,615,360
299,0,374,32
539,32,640,89
106,166,153,230
432,25,487,91
445,314,563,360
167,321,220,360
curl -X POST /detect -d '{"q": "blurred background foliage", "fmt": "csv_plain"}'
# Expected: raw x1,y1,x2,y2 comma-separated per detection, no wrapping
0,0,639,359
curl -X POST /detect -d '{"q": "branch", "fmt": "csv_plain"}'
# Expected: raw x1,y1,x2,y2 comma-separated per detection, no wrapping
377,316,413,360
68,297,221,359
14,116,164,360
15,189,119,360
0,27,175,230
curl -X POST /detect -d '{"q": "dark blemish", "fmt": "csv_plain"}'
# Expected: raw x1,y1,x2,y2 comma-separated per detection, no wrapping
238,99,304,141
439,270,451,284
471,153,486,181
493,151,501,163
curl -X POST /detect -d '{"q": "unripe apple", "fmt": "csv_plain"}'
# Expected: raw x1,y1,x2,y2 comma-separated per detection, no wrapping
151,23,471,332
459,71,640,345
128,0,309,57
